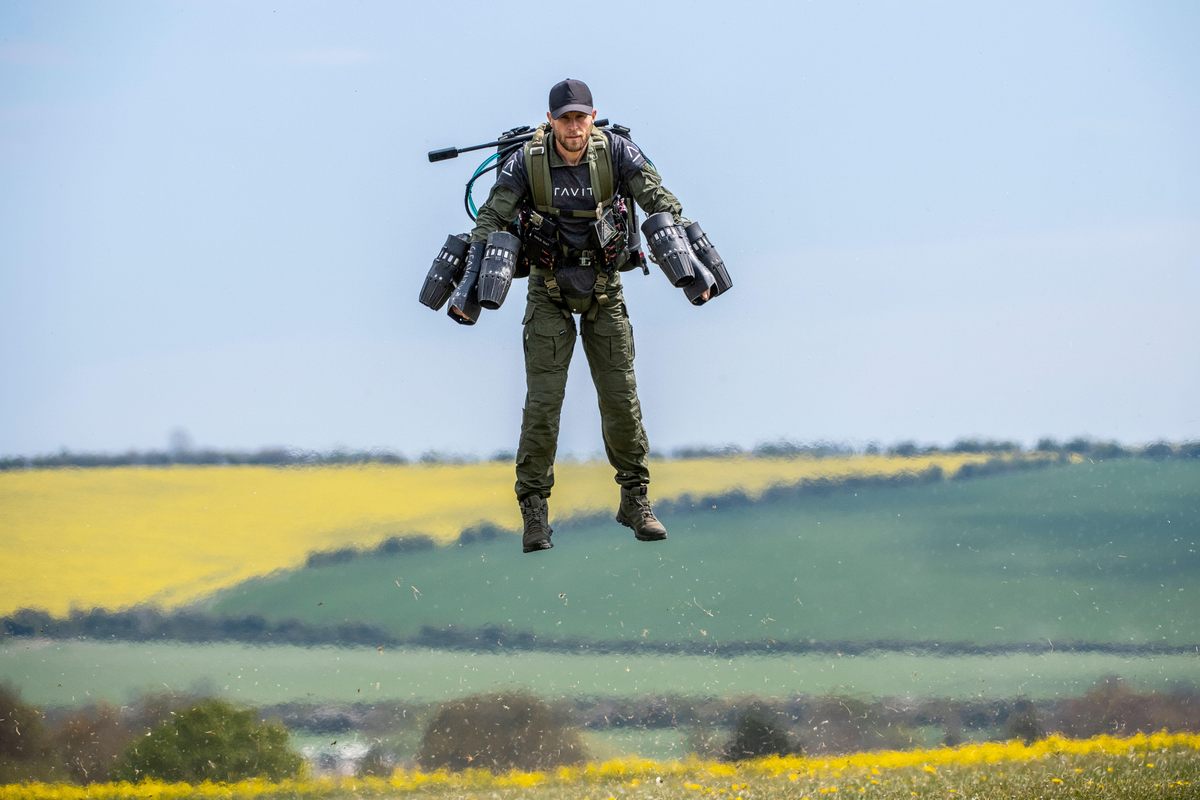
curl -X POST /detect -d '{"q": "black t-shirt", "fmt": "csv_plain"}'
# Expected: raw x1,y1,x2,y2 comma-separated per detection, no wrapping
494,130,648,250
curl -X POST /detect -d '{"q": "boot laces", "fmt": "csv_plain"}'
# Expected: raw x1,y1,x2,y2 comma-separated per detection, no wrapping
628,493,658,522
520,497,549,532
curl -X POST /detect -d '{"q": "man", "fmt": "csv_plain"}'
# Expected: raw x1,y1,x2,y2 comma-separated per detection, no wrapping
469,78,693,553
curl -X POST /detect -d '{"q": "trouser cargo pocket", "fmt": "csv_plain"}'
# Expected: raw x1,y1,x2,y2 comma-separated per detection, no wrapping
583,301,634,367
523,305,575,366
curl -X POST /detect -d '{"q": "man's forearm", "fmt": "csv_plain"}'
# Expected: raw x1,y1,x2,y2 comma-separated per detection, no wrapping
470,184,525,242
626,163,685,223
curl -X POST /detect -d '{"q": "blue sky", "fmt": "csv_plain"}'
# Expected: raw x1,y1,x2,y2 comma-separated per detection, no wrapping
1,0,1197,458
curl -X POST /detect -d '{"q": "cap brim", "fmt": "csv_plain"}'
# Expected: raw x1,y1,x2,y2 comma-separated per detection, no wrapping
551,104,594,119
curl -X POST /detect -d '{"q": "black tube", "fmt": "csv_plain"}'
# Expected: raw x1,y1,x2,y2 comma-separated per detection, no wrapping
429,119,611,163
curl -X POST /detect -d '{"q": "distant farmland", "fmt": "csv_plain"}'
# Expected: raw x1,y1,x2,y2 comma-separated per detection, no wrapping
3,639,1197,708
1,456,1196,726
202,459,1200,648
0,453,1004,615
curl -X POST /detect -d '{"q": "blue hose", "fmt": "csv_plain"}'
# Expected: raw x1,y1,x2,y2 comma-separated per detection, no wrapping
467,152,502,218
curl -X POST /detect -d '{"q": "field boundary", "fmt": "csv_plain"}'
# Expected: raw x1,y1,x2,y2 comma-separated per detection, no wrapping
311,453,1058,561
4,610,1197,656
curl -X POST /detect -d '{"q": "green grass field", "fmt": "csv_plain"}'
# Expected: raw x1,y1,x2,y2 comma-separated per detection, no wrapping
202,460,1200,647
2,639,1196,707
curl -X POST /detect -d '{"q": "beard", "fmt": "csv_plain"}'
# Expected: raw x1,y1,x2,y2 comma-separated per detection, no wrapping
556,133,585,151
558,129,588,152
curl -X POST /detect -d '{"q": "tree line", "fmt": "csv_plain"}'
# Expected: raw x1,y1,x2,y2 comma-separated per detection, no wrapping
4,438,1196,470
4,608,1192,657
4,678,1197,783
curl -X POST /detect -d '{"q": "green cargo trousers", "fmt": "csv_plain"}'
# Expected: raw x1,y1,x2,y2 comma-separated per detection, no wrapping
514,276,651,500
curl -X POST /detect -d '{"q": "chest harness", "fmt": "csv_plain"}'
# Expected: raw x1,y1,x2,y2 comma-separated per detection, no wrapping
520,124,634,313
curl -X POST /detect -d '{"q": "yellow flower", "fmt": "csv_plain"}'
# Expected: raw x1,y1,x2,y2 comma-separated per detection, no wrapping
706,763,738,778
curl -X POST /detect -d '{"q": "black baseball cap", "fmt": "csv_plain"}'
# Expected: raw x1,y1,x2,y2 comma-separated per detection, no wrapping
549,78,594,119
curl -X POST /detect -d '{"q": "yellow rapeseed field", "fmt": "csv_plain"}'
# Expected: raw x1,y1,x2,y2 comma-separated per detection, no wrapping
0,731,1195,799
0,454,1004,616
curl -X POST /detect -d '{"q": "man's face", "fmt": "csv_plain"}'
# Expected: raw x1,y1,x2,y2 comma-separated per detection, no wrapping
547,110,596,154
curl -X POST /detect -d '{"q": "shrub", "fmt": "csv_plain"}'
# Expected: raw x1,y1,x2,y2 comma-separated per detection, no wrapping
417,690,586,772
357,742,397,777
724,705,794,761
51,703,131,783
799,696,886,754
1053,677,1198,737
0,684,57,782
1142,441,1175,459
1003,698,1045,745
113,698,302,783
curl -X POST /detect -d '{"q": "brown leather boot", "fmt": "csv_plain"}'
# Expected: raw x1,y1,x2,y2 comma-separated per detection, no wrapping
616,485,668,541
519,494,553,553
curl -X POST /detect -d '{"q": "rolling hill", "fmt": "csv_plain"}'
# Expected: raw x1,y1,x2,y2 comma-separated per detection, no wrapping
202,459,1200,648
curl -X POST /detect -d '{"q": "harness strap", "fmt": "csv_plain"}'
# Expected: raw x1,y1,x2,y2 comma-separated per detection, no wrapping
530,262,615,309
527,125,556,216
592,269,610,307
530,264,564,303
524,127,614,219
586,130,613,219
543,275,562,303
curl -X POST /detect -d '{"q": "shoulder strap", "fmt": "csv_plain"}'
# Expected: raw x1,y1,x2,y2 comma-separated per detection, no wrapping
524,124,555,215
587,129,614,210
524,125,616,219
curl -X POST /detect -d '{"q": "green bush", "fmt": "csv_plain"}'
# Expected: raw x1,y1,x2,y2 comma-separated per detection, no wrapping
113,698,302,783
1004,698,1045,745
356,742,397,777
417,690,586,772
724,705,794,761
